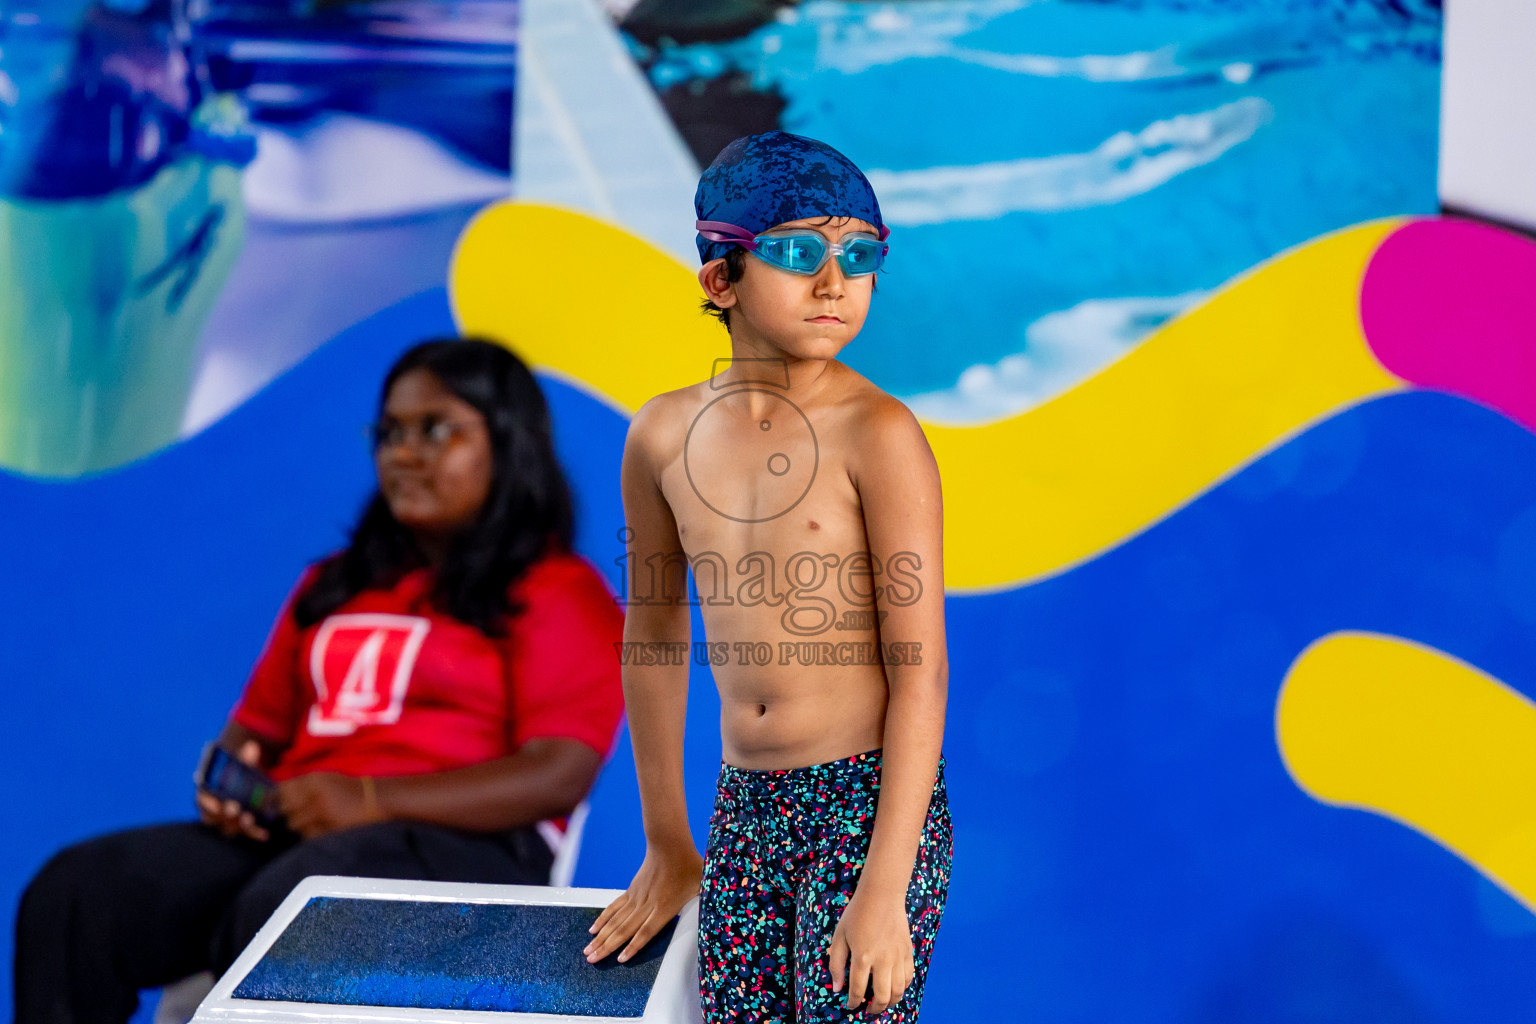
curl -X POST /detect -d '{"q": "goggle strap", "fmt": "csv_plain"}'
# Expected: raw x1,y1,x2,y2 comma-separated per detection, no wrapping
697,219,891,246
695,220,759,247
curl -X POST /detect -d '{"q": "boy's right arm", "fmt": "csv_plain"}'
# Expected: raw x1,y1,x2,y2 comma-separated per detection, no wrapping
584,399,701,964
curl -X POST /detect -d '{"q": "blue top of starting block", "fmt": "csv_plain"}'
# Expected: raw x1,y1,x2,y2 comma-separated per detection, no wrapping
232,896,676,1018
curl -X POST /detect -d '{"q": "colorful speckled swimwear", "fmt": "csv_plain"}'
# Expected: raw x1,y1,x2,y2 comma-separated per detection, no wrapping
697,750,952,1023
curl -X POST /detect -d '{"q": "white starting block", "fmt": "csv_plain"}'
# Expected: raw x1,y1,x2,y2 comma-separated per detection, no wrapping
189,877,703,1024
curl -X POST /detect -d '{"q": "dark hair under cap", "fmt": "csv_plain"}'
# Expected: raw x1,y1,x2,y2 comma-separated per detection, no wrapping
694,130,886,264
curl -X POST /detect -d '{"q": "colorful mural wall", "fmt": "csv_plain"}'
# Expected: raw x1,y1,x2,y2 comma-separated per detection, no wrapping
12,0,1536,1021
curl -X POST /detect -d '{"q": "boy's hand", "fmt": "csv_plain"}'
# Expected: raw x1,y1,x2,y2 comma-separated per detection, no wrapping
828,887,914,1017
584,844,703,964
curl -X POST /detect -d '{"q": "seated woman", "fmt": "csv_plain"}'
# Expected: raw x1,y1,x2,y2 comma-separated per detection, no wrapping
14,338,625,1024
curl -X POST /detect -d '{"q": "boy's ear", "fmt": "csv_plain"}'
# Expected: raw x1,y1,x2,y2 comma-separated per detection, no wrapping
698,258,738,309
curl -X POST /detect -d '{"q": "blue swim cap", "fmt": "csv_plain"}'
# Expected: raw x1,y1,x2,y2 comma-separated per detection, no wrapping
694,131,886,264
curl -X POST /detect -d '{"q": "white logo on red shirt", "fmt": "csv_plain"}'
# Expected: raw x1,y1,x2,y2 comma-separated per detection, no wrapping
306,614,432,736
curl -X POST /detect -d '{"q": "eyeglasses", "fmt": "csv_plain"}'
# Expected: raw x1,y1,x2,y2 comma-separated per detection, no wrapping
365,415,479,454
696,220,890,278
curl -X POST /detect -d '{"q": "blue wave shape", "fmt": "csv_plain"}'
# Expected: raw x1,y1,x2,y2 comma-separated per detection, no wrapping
5,303,1533,1021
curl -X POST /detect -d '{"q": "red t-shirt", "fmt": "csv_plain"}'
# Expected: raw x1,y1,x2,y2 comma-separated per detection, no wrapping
232,551,625,787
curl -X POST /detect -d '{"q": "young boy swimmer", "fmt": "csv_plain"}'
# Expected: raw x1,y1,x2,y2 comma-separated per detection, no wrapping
583,131,952,1022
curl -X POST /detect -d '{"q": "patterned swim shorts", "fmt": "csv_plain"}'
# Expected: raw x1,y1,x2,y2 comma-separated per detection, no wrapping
697,749,952,1023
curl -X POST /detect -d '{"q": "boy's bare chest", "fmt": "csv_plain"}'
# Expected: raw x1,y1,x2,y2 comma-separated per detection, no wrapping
660,461,865,561
657,404,868,567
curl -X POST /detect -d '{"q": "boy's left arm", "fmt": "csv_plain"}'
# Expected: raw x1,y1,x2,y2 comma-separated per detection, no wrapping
830,397,948,1016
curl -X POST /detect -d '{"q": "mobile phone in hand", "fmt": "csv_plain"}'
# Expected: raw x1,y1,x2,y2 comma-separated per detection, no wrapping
194,742,283,824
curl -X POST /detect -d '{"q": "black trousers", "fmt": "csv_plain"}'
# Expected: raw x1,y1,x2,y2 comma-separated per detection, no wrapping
13,819,554,1024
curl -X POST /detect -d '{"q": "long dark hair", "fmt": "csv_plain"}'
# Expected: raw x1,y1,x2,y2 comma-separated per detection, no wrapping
294,338,575,637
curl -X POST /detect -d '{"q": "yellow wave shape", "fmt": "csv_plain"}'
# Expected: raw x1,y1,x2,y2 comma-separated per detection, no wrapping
452,204,1406,589
1277,632,1536,911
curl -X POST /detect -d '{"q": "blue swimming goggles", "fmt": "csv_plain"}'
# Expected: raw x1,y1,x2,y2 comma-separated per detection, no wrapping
696,220,890,277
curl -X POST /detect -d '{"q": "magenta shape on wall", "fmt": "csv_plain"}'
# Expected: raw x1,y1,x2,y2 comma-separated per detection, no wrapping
1361,217,1536,434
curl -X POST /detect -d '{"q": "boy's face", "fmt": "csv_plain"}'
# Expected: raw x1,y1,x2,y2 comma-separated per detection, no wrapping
700,215,878,359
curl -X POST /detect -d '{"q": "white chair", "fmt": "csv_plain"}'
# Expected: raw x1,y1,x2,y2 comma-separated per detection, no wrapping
539,800,591,889
153,804,597,1024
153,973,215,1024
